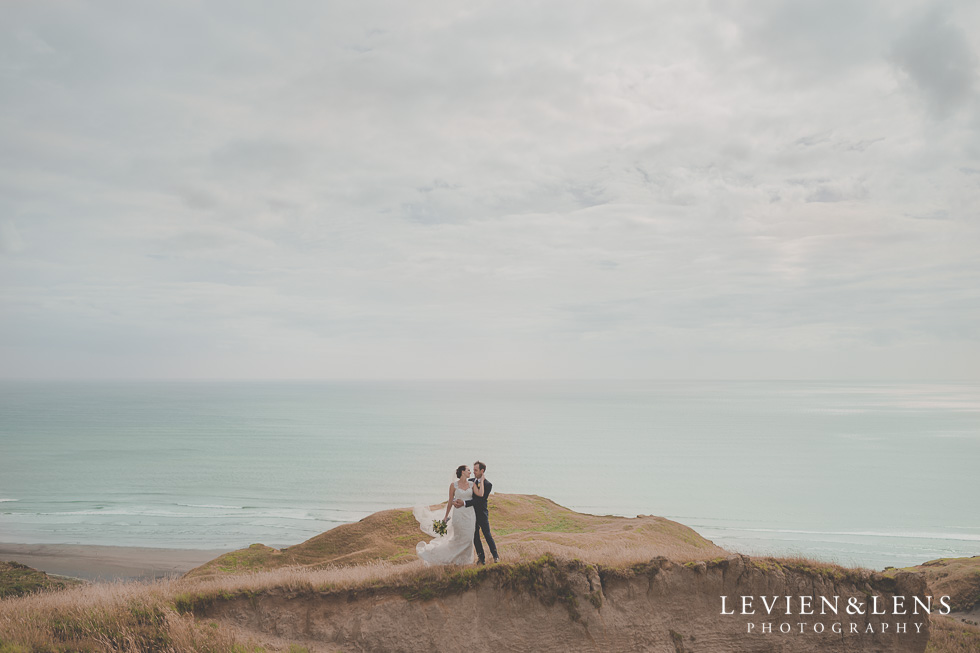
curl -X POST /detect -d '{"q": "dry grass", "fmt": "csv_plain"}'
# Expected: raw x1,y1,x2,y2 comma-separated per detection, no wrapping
0,560,416,651
493,536,717,567
0,551,450,651
0,578,256,652
927,615,980,653
0,556,559,651
745,553,875,582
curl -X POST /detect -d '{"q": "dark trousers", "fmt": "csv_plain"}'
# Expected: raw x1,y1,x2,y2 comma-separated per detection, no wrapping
473,509,498,561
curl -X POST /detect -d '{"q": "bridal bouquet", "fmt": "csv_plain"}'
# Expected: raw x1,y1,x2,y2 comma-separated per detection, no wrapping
432,519,448,536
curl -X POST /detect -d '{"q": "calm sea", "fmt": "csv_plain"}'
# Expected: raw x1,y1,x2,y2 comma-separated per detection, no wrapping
0,380,977,570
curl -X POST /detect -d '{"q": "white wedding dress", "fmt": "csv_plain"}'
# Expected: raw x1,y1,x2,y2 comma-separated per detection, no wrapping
414,479,476,566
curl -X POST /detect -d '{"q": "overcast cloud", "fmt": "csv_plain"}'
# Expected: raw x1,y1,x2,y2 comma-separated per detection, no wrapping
1,0,978,380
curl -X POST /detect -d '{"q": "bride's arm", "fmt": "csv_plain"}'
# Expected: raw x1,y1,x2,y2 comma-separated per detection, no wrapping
473,479,485,498
444,483,455,521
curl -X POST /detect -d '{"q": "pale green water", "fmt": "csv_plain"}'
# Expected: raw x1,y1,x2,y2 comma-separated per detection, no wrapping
0,380,977,570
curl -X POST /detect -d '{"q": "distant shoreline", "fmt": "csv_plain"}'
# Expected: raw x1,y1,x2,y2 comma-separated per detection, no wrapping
0,542,229,582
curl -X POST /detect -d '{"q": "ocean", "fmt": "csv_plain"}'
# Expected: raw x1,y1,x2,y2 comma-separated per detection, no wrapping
0,380,977,570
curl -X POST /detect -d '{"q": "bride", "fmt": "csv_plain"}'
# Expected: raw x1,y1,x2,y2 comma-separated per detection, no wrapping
414,464,484,566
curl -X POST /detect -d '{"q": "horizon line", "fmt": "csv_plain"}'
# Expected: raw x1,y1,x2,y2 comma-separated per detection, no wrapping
1,377,978,383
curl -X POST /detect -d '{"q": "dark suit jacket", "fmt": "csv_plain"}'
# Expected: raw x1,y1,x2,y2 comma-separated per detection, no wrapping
463,478,491,511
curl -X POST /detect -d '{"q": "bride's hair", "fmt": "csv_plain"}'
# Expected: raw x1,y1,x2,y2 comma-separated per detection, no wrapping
456,465,467,479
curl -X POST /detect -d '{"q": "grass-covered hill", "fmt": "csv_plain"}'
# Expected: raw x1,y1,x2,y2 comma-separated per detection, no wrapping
186,493,726,578
0,561,82,599
884,555,980,614
880,555,980,653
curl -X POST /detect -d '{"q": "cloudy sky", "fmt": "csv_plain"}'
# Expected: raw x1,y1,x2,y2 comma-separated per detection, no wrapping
1,1,978,380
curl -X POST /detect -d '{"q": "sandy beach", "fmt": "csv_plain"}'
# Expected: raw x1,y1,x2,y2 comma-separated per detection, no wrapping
0,542,229,582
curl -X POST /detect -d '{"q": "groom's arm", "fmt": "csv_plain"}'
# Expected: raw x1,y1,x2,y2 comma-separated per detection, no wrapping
463,479,491,507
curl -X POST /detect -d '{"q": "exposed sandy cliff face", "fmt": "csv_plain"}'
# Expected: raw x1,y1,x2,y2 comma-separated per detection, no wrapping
200,554,931,652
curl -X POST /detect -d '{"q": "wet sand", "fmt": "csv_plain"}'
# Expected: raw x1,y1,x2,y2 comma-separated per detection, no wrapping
0,542,229,581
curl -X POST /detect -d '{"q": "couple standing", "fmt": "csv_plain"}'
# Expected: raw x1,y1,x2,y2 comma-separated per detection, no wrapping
414,461,499,566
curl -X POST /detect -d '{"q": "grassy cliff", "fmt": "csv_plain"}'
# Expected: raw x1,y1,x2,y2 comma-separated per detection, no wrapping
0,561,81,599
185,493,725,578
882,555,980,614
3,498,976,653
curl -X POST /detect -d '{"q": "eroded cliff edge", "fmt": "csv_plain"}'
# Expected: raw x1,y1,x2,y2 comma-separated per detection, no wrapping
196,554,931,652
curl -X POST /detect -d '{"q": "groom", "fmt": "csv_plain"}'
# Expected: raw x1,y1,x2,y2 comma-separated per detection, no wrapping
454,460,499,564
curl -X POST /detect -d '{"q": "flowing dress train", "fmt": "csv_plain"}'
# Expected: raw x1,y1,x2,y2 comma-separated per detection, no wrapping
414,480,476,566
